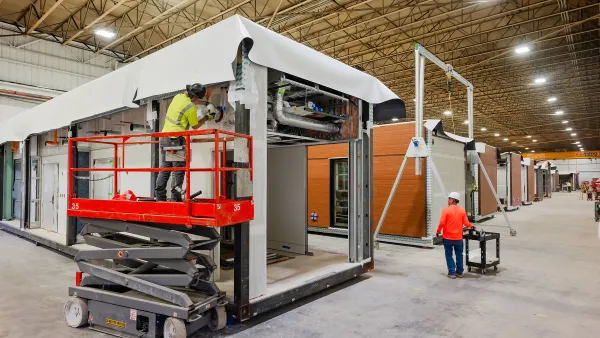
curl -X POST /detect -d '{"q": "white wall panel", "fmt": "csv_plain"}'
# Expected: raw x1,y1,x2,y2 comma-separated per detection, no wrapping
431,136,466,230
497,166,507,199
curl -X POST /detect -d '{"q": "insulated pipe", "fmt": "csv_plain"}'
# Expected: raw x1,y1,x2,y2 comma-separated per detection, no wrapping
273,90,340,134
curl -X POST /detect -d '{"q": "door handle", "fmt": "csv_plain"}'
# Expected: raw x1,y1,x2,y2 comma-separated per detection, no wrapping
51,195,54,204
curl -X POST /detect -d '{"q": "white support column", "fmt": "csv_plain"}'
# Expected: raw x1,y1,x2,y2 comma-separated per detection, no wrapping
467,86,474,139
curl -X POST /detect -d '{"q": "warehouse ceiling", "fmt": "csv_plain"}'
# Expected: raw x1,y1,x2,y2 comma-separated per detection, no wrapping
0,0,598,152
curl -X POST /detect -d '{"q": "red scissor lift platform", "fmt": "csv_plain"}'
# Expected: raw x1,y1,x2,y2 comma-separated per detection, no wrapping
64,129,254,337
67,129,254,227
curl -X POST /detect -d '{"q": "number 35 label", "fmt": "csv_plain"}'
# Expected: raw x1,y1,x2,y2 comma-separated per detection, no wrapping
234,204,241,212
71,203,79,210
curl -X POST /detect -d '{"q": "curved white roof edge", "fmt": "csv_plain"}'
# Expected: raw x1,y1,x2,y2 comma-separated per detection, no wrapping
0,15,400,144
424,119,474,145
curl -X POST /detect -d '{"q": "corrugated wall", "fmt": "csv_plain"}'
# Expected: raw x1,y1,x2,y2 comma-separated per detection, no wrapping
0,28,114,122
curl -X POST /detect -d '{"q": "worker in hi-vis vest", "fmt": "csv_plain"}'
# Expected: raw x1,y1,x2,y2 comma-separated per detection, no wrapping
155,83,215,202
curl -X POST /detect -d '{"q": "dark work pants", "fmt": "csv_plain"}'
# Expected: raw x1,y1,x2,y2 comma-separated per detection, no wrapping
155,137,185,196
443,239,464,275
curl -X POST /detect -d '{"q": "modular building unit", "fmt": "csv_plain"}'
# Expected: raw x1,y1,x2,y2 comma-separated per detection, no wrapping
0,15,404,336
521,158,534,205
466,142,498,222
497,152,521,211
307,120,470,247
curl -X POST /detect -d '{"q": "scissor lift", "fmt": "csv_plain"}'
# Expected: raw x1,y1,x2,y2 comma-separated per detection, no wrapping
63,129,254,338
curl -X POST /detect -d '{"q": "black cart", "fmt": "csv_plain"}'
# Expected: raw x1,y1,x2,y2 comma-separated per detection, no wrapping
463,228,500,275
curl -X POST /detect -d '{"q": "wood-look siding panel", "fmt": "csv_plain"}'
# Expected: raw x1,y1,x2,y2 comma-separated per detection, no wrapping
510,153,522,206
527,164,535,202
307,159,331,228
373,155,426,237
307,143,348,159
479,145,498,216
373,123,421,156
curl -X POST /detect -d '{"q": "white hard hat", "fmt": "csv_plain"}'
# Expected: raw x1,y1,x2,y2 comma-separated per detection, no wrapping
448,192,461,201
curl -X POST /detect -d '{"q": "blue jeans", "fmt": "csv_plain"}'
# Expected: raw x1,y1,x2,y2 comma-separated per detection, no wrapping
443,239,464,275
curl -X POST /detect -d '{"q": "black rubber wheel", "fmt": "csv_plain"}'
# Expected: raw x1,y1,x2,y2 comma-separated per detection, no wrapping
467,267,471,272
494,266,498,271
208,306,227,331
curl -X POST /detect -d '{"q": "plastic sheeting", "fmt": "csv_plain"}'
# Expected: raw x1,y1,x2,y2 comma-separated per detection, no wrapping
0,15,399,144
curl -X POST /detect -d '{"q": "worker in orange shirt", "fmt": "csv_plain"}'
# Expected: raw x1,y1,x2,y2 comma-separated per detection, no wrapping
436,192,473,279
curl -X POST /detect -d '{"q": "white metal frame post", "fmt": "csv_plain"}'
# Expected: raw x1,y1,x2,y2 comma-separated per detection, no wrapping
374,44,516,248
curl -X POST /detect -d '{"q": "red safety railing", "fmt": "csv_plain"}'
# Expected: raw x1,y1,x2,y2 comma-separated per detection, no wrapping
67,129,254,227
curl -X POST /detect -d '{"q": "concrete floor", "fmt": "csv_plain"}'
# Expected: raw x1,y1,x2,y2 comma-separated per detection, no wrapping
1,192,599,338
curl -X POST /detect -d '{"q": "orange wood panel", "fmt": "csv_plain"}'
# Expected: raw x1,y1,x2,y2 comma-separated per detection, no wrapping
510,153,522,205
372,155,427,237
373,122,421,156
527,163,534,202
307,159,332,228
478,144,498,216
307,143,348,159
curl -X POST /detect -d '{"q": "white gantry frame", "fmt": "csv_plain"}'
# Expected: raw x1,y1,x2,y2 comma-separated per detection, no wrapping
374,44,516,248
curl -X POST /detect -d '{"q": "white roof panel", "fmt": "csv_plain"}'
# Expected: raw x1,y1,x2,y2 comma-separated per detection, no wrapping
1,15,399,144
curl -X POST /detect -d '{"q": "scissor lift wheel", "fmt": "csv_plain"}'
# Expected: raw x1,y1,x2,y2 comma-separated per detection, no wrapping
64,297,88,328
164,317,187,338
208,306,227,331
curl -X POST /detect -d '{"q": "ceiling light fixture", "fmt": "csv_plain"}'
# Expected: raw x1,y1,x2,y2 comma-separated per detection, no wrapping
575,142,580,144
391,118,399,122
571,133,577,136
443,110,452,116
503,138,509,141
515,46,530,54
481,127,487,131
494,133,500,137
533,139,538,142
463,120,469,124
95,29,116,39
534,77,547,84
555,110,564,115
547,97,557,103
526,135,532,138
531,150,535,153
511,142,516,144
562,120,569,124
525,147,529,150
565,128,572,131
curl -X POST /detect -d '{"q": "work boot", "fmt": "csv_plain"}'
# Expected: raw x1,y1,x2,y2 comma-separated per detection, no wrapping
171,190,183,202
457,273,464,278
447,273,456,279
155,190,167,202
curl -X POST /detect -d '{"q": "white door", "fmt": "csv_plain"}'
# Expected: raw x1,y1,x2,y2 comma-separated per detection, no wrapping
92,158,115,200
42,163,59,232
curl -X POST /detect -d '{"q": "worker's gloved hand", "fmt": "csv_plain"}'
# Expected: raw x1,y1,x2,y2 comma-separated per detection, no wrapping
436,233,441,237
205,103,217,120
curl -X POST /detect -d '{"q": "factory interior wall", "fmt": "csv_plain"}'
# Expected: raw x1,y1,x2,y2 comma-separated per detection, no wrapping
430,136,466,233
2,145,13,220
552,159,600,183
510,153,522,206
307,143,348,228
267,146,307,254
478,144,497,216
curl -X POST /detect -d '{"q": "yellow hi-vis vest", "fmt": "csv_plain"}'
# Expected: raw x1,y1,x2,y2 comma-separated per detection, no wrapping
162,94,199,132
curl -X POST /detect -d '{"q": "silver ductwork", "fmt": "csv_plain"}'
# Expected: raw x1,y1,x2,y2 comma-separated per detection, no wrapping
273,90,340,134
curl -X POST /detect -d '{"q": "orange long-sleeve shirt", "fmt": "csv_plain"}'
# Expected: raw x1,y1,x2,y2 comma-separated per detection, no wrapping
436,204,473,240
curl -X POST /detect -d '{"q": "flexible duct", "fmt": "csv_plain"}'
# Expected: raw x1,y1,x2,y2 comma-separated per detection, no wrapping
273,91,339,134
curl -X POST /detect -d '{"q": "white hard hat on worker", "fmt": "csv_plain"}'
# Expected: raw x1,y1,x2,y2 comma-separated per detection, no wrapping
448,192,461,202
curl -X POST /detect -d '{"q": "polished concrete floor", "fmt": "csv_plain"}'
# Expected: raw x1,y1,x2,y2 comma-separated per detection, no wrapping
1,192,599,338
